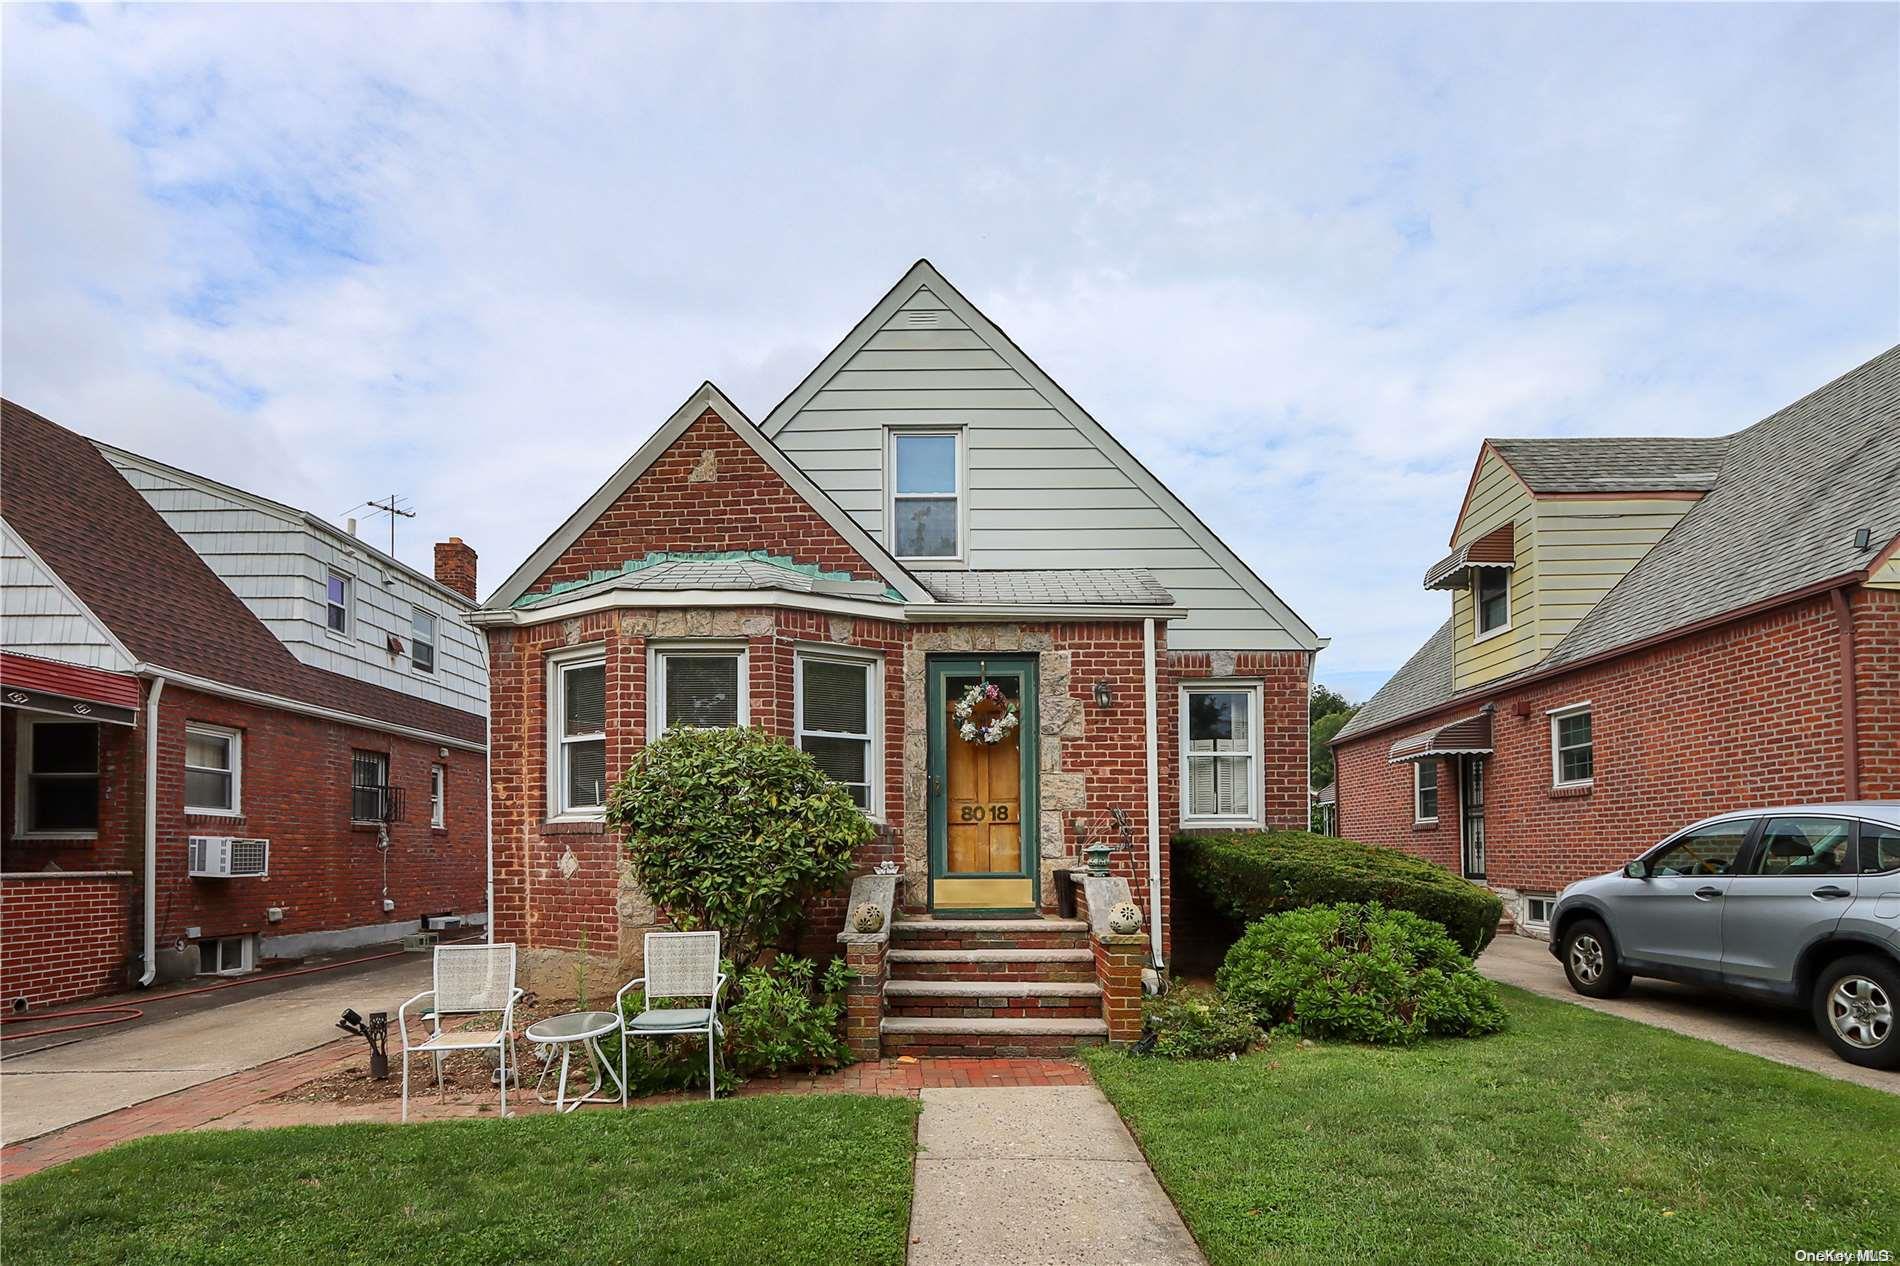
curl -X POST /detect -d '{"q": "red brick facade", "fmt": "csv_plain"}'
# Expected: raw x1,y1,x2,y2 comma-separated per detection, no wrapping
2,683,487,1006
1335,587,1900,919
1,875,130,1007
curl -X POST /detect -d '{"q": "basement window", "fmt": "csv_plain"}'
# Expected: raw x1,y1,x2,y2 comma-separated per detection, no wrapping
198,935,254,976
1524,895,1557,929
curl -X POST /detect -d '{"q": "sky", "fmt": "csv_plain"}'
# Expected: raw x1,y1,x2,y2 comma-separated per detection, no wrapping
5,3,1896,703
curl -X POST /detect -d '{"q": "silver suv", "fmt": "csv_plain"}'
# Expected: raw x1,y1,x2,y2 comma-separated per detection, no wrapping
1549,803,1900,1070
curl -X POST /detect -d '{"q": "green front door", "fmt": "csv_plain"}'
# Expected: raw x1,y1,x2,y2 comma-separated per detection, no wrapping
927,656,1039,914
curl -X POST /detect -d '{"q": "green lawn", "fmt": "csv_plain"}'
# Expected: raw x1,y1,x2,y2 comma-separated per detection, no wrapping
2,1095,920,1266
1087,986,1900,1265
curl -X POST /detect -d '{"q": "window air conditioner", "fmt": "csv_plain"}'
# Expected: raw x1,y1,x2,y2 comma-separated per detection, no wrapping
188,836,270,879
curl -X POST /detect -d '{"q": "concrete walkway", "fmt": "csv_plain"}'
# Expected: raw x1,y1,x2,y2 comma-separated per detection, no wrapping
1479,934,1899,1095
1,949,433,1145
908,1085,1205,1266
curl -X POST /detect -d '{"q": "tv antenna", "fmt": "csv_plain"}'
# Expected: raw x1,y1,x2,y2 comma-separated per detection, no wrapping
362,494,416,557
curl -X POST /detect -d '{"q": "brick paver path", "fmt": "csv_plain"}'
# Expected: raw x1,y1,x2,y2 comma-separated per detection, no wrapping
0,1041,1089,1182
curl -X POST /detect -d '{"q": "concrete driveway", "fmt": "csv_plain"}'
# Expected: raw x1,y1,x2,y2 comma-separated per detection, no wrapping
1478,934,1899,1095
1,949,434,1145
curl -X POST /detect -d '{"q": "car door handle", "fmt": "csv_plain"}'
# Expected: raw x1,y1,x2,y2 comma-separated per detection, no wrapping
1694,886,1723,901
1810,886,1852,900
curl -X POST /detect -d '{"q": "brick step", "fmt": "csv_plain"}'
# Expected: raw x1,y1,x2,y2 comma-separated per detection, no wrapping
879,1015,1110,1058
890,917,1089,951
886,947,1097,983
883,979,1103,1021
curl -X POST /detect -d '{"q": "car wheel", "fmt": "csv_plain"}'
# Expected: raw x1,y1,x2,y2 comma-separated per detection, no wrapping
1813,955,1900,1071
1561,918,1631,999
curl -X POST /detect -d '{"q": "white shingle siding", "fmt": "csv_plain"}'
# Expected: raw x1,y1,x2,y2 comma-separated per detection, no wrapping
104,452,488,716
0,520,135,672
771,277,1317,653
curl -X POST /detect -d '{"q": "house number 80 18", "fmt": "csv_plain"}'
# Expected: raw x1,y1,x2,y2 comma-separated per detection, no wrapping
958,804,1012,823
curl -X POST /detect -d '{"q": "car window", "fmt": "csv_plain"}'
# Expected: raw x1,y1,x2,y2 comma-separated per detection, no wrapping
1646,821,1751,877
1753,817,1855,877
1863,822,1900,874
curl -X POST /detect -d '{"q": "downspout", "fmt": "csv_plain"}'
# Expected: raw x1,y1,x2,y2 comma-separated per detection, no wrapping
138,674,166,987
1143,617,1163,970
1830,586,1861,800
484,707,495,945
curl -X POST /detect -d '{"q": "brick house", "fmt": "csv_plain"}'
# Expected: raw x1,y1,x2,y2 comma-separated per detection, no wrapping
1,401,490,1007
475,261,1322,1054
1331,347,1900,937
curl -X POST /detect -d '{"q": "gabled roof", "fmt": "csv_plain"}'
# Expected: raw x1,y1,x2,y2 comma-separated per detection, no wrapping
1489,436,1732,494
759,260,1322,652
916,569,1173,607
485,382,933,609
1335,343,1900,745
1,400,484,745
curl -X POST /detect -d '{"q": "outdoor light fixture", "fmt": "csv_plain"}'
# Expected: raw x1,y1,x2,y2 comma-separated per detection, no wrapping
337,1007,391,1080
1092,678,1113,709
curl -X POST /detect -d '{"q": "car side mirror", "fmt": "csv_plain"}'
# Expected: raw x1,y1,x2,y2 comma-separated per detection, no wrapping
1623,861,1647,880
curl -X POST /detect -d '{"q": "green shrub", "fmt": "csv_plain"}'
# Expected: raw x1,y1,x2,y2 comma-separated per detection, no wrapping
1217,902,1507,1045
1177,830,1503,955
726,955,853,1077
1137,987,1259,1059
606,727,870,972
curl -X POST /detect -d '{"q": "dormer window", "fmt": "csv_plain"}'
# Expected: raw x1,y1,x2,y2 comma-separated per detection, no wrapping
888,430,961,560
1475,568,1510,638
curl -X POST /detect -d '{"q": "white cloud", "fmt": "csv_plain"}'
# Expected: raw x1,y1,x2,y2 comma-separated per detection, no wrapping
2,2,1895,683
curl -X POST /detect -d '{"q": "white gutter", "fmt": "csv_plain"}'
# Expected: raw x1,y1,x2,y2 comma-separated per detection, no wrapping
130,662,483,753
1143,617,1163,969
138,673,166,986
907,604,1184,624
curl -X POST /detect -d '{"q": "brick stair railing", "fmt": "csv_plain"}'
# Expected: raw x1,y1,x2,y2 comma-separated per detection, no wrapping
880,916,1110,1057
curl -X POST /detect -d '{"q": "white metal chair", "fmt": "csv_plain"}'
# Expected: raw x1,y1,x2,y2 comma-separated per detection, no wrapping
398,942,523,1121
615,931,726,1102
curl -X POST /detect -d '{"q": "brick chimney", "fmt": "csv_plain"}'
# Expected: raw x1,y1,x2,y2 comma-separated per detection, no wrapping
433,537,478,601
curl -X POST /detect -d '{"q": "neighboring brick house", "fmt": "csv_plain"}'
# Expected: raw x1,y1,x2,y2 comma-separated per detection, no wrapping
476,261,1323,1053
1332,347,1900,938
1,401,490,1007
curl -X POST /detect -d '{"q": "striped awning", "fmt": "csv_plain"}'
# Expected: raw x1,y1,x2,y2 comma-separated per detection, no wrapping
0,652,140,726
1389,711,1493,763
1424,524,1515,590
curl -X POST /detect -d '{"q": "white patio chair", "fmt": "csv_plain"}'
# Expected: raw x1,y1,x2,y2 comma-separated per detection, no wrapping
615,931,726,1103
398,941,523,1121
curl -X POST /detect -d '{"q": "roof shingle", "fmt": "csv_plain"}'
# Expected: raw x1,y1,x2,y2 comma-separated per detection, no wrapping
1489,436,1732,494
916,569,1174,606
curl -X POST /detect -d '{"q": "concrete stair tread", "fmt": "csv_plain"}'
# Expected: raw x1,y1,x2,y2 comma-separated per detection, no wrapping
892,918,1088,934
888,948,1094,963
881,1016,1110,1037
884,979,1101,997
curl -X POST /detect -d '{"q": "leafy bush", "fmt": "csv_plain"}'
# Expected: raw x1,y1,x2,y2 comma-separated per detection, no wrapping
1137,987,1259,1059
1218,902,1506,1045
727,955,853,1077
606,727,870,972
1177,830,1503,955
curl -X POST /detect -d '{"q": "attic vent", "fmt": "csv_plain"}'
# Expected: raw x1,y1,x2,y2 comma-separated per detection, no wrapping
895,310,946,328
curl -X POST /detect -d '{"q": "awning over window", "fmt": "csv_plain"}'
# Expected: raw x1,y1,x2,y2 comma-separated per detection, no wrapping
1424,524,1515,590
1389,711,1493,763
0,652,140,726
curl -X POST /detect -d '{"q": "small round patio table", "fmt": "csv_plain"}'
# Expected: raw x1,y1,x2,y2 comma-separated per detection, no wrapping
525,1010,624,1113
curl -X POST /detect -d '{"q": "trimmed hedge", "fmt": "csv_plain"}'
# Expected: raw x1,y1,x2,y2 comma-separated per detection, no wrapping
1176,830,1502,955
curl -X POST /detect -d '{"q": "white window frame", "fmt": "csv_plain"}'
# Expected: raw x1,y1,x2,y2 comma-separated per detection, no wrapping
430,763,446,829
1413,760,1439,825
648,642,750,737
325,569,353,640
184,723,243,817
1523,894,1557,929
1549,702,1594,789
884,427,965,565
1472,566,1511,643
1178,680,1264,828
12,712,101,839
547,646,608,821
793,645,883,821
198,934,255,977
411,609,437,674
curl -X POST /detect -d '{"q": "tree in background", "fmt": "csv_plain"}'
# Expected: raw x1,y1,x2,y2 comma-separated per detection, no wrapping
1309,683,1359,796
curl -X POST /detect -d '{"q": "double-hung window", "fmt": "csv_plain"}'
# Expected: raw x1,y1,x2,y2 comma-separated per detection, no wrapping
326,571,352,636
795,650,879,814
888,430,961,560
551,652,607,817
1474,568,1510,638
430,763,446,828
185,724,241,815
411,610,436,673
1181,683,1261,825
651,646,747,733
1414,760,1439,824
17,716,99,835
1550,704,1594,787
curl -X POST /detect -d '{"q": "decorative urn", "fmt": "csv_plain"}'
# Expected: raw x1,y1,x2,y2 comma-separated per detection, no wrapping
1084,841,1114,877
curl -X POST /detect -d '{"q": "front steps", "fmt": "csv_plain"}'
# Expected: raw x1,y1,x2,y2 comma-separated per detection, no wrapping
879,916,1109,1056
